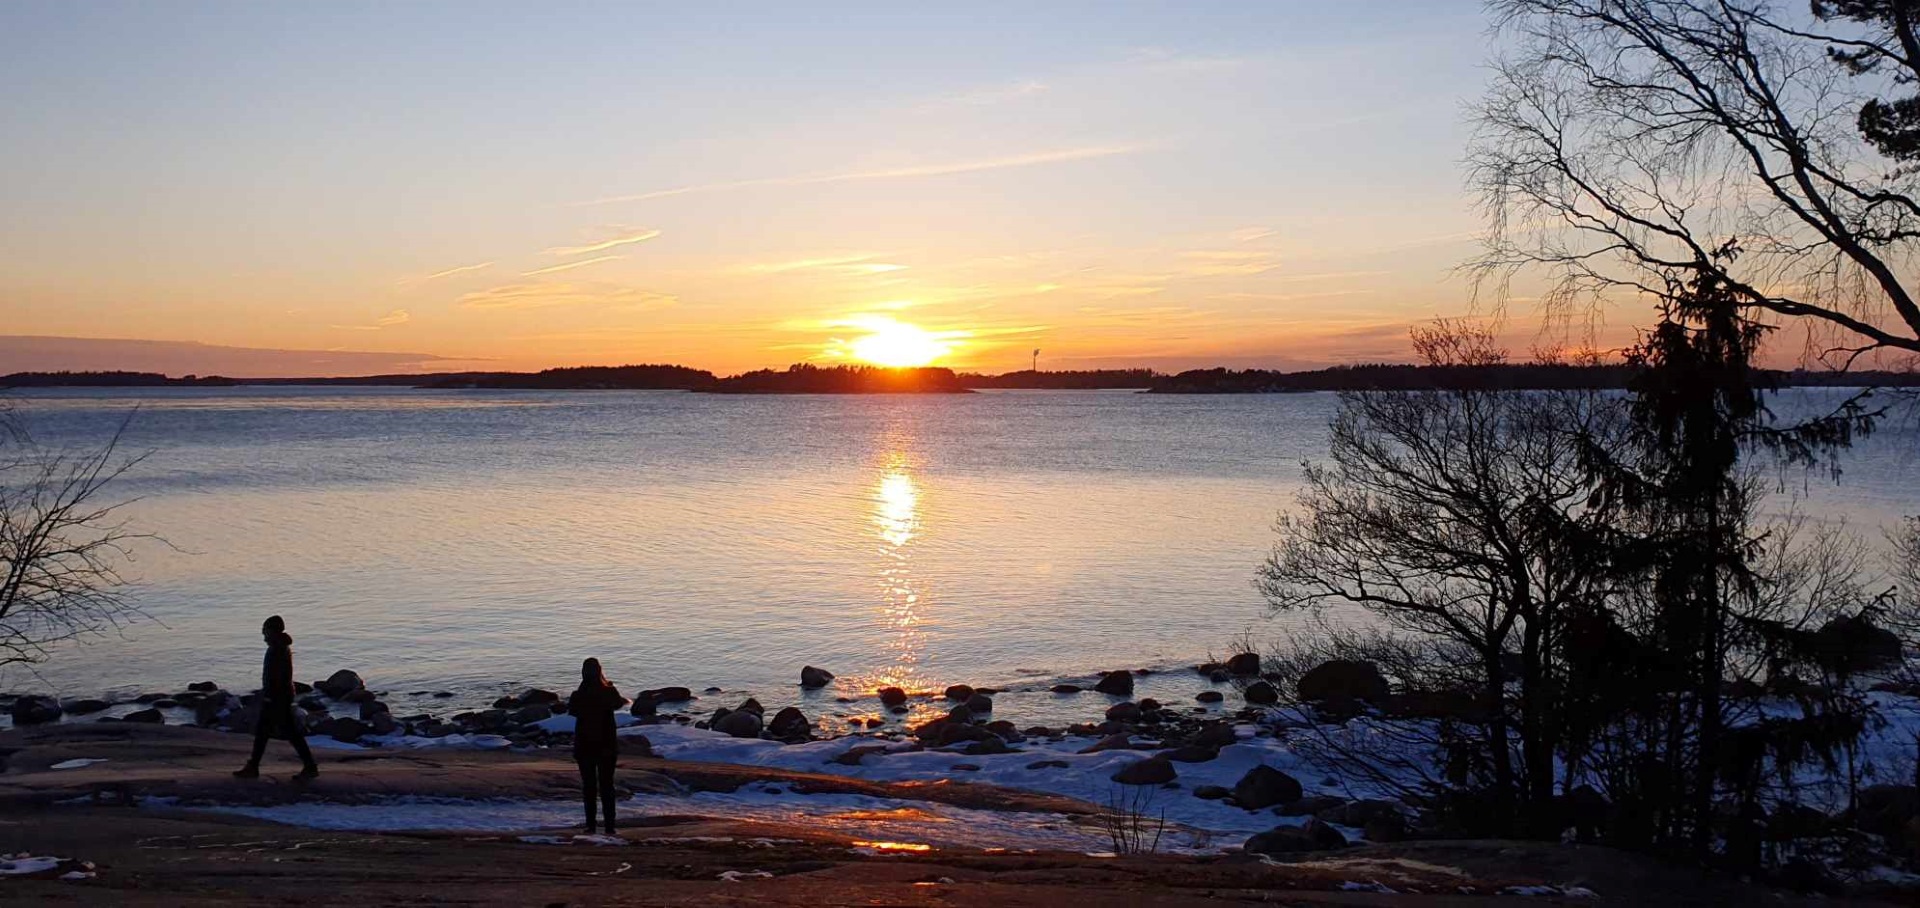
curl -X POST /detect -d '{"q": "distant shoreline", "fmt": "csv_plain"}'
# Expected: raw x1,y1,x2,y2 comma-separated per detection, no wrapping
5,363,1916,394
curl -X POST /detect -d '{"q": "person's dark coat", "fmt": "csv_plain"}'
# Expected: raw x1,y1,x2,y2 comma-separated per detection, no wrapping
569,683,624,759
261,631,296,704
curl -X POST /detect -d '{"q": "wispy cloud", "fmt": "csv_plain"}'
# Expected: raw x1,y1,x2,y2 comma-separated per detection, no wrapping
521,254,626,276
399,261,493,285
742,253,909,275
331,309,412,331
544,227,661,257
459,282,677,312
925,79,1049,108
576,143,1148,206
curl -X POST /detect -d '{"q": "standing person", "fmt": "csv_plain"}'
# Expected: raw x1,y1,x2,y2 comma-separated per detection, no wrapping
569,658,625,833
233,615,319,781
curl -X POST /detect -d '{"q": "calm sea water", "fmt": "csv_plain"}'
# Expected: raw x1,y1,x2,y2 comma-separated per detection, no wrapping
4,387,1916,724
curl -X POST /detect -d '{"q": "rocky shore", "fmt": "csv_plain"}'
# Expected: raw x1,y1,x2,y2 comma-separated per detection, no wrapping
9,653,1920,891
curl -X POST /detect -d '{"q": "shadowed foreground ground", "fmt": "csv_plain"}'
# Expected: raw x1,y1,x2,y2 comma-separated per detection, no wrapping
0,724,1889,906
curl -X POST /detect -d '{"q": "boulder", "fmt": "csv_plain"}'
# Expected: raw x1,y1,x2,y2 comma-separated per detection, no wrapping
654,686,694,702
1162,745,1219,763
187,681,219,693
61,698,111,716
769,706,812,740
1276,794,1347,816
10,695,62,725
1077,733,1137,754
1111,755,1177,785
1232,765,1303,809
294,681,315,695
1105,702,1142,722
194,692,242,727
1296,660,1389,705
317,716,370,743
520,688,560,705
965,736,1013,756
316,669,365,699
735,697,765,716
964,693,994,714
1196,691,1224,704
509,704,552,725
1814,614,1904,673
944,684,975,702
341,689,376,704
1192,724,1238,748
368,713,399,736
134,693,169,704
1051,684,1083,694
1317,799,1405,828
122,707,164,724
1854,784,1920,839
985,720,1024,742
1242,680,1279,705
714,709,763,739
800,666,835,689
878,686,908,708
832,745,892,766
1194,785,1231,800
493,695,519,709
1093,671,1135,697
1226,652,1262,675
1243,819,1347,854
946,704,975,725
359,699,392,721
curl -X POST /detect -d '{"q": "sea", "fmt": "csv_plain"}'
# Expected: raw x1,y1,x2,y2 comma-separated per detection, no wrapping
3,386,1915,726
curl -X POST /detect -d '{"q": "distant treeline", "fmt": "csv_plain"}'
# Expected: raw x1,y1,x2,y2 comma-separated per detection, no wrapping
960,369,1160,389
422,365,716,390
0,370,239,387
1146,363,1920,393
702,364,970,394
6,363,1915,393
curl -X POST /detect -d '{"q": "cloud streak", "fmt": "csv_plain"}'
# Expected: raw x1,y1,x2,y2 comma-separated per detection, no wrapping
544,228,661,257
460,282,676,311
521,254,626,276
576,144,1148,206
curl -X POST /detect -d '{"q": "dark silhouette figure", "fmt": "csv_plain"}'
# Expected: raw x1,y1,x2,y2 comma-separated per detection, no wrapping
569,658,625,833
233,615,318,780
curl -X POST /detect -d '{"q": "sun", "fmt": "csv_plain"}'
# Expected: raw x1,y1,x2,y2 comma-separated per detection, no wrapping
849,319,950,368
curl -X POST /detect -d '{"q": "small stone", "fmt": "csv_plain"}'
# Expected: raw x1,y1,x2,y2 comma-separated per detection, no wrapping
122,707,164,724
944,684,975,702
878,687,908,708
1196,691,1224,703
1194,785,1231,800
1051,684,1083,694
1105,702,1142,722
1226,652,1261,675
1243,681,1279,705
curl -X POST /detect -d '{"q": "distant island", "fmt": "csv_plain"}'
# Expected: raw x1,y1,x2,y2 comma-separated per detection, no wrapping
702,364,969,394
5,362,1915,393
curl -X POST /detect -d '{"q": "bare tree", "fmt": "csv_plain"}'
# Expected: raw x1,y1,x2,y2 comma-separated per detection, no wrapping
0,406,148,671
1472,0,1920,367
1257,321,1617,830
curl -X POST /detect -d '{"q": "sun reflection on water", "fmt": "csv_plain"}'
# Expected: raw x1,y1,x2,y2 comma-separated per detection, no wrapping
857,442,937,705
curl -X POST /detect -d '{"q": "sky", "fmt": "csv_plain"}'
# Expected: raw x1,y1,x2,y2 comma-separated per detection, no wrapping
0,1,1569,377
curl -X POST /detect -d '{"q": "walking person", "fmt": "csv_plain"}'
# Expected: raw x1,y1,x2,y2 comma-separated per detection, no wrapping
233,615,319,780
569,658,625,833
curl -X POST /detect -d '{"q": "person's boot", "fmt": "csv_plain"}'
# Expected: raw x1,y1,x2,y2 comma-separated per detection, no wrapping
232,764,260,779
292,764,319,782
